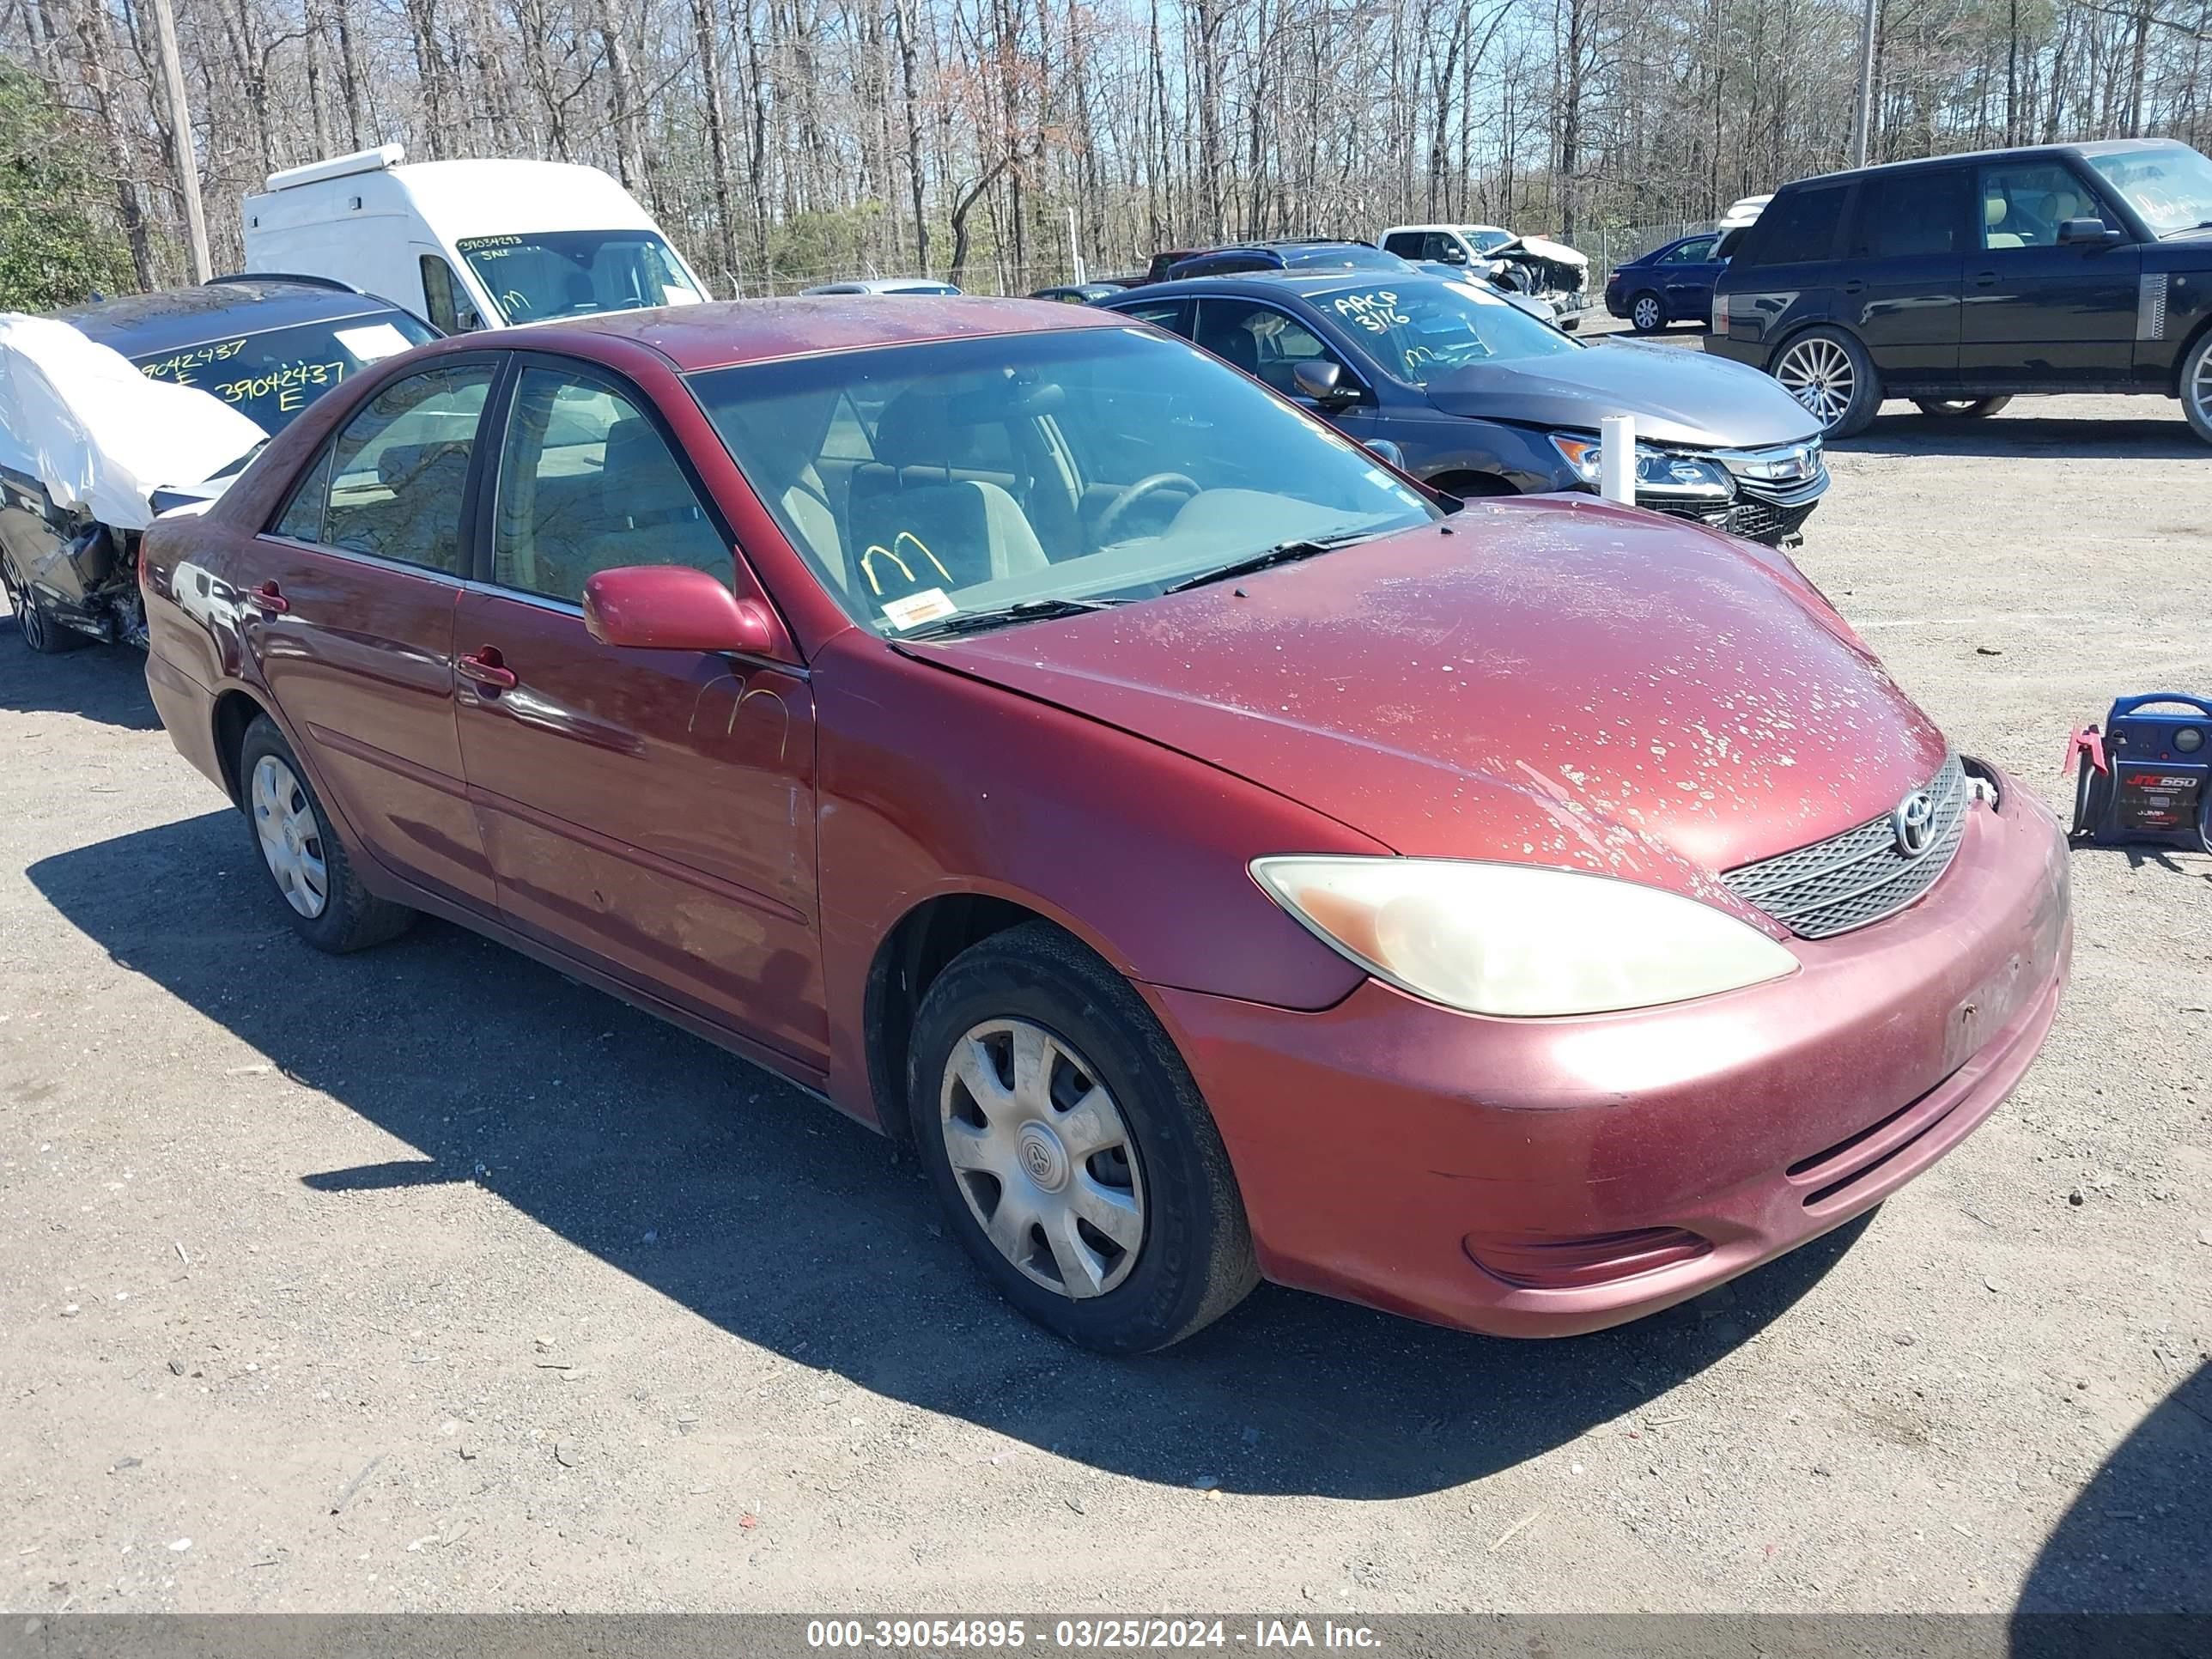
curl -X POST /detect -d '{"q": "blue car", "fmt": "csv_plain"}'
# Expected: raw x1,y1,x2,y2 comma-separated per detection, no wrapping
1603,231,1726,333
1100,270,1829,544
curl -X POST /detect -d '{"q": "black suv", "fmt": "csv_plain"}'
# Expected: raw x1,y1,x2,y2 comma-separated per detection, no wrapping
1708,138,2212,441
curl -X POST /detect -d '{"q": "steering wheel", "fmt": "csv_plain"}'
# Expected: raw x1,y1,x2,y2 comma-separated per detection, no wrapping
1094,472,1199,545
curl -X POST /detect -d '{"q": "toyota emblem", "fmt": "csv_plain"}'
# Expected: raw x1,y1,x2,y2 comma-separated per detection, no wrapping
1892,789,1937,857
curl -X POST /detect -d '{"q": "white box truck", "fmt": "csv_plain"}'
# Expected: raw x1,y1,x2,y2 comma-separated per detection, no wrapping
241,146,712,334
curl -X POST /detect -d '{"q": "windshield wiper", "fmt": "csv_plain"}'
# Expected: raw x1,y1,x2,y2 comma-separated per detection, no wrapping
1163,529,1382,594
902,596,1124,638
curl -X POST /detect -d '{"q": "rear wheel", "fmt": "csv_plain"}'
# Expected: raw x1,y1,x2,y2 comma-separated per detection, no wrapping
1772,326,1882,439
1629,292,1665,333
1913,396,2012,419
908,921,1257,1352
238,714,414,952
2,553,83,654
2182,330,2212,447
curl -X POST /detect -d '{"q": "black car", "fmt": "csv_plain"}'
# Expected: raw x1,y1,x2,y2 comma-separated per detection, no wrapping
4,275,437,656
1102,270,1829,544
1161,240,1413,282
1030,282,1130,304
1709,137,2212,441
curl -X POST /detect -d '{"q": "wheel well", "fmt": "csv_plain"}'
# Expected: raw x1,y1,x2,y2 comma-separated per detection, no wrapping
2171,313,2212,398
1426,469,1519,500
863,893,1054,1143
210,690,265,805
1763,319,1858,374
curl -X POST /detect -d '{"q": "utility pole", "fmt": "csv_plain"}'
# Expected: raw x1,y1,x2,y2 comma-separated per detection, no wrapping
1850,0,1879,168
149,0,210,282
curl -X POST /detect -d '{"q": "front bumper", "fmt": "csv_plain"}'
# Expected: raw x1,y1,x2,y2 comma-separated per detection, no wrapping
1146,772,2071,1338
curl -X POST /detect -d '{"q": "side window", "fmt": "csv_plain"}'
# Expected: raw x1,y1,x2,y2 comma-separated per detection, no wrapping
1661,237,1717,264
272,445,336,542
1853,168,1972,258
1738,185,1850,266
1421,233,1467,263
1194,299,1342,394
492,366,729,605
419,255,482,332
1118,299,1189,336
320,363,493,573
1382,232,1424,258
1979,161,2115,250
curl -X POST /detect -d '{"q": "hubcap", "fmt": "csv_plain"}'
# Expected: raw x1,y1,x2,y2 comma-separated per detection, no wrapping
1634,297,1660,329
251,754,330,919
1776,337,1856,428
939,1018,1146,1299
2191,347,2212,425
4,561,44,650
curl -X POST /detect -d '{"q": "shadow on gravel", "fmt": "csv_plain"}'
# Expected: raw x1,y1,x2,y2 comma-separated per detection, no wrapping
2012,1359,2211,1638
0,627,161,730
1833,410,2203,463
31,811,1869,1500
2064,842,2212,882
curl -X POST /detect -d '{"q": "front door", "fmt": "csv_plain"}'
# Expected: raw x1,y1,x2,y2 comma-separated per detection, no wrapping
1656,234,1723,323
1844,166,1970,386
452,360,828,1067
252,359,499,910
1961,158,2142,385
1191,295,1381,446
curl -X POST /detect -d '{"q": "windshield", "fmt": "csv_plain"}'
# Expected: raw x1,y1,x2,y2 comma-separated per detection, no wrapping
457,230,704,324
2086,144,2212,237
1310,278,1577,384
130,312,434,434
690,327,1437,636
1469,228,1513,252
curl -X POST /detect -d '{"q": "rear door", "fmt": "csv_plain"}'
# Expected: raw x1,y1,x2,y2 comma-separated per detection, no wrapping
252,357,500,910
451,356,827,1066
1961,157,2141,384
1844,166,1970,385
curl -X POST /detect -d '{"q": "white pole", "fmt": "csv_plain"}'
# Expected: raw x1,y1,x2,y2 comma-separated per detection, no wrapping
1067,205,1085,285
1600,414,1637,504
150,0,210,283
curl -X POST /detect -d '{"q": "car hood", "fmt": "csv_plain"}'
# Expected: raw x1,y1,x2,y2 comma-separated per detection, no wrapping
911,501,1948,915
1494,234,1589,268
1424,338,1821,449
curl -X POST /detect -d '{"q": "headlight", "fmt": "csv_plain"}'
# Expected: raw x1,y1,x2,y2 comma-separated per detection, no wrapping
1250,856,1798,1017
1551,434,1735,501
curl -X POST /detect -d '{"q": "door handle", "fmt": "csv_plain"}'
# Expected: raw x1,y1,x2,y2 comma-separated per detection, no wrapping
246,580,289,614
1972,270,1998,287
457,647,517,691
1843,279,1866,295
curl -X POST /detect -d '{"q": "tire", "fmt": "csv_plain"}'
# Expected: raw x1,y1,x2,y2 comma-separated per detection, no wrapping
1629,291,1665,334
1771,326,1882,439
2,553,85,655
907,921,1257,1352
1913,397,2013,419
2181,329,2212,447
237,714,414,953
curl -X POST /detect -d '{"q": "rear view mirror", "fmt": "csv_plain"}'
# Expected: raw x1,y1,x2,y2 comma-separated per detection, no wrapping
1292,360,1358,406
2057,217,2118,246
582,564,777,655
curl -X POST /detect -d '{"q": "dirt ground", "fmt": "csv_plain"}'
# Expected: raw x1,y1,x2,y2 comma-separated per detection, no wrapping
3,343,2208,1618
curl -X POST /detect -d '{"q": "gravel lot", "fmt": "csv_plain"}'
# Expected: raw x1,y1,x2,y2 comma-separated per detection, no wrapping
3,343,2208,1618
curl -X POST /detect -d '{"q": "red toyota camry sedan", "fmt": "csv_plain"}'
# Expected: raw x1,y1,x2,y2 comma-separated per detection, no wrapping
139,299,2072,1352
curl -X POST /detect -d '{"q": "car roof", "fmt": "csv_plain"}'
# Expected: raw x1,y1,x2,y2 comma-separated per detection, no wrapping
1103,270,1443,304
49,278,411,358
498,295,1128,372
1777,136,2189,191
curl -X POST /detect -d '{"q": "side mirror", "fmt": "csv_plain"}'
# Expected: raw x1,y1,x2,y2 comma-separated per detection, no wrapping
2057,217,2118,246
1362,437,1407,470
582,564,778,655
1292,359,1358,405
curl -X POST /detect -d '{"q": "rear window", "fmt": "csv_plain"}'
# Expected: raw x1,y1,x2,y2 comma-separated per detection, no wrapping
1736,185,1850,266
131,312,435,434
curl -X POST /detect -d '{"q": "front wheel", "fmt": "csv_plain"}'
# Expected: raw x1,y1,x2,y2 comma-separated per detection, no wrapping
1771,326,1882,439
1629,292,1665,333
2181,330,2212,447
1913,397,2012,419
908,921,1257,1352
2,553,84,655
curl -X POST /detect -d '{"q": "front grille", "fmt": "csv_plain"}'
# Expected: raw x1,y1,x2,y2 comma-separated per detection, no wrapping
1649,495,1818,544
1723,755,1969,939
